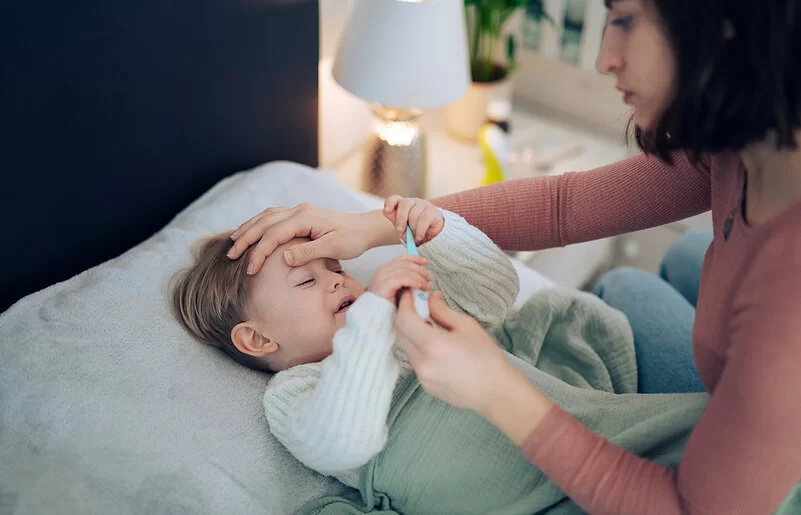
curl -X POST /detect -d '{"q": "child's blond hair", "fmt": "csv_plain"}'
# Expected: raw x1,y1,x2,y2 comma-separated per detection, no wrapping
171,232,271,372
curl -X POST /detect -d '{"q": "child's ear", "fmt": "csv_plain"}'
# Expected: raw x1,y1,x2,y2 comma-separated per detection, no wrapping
231,323,279,357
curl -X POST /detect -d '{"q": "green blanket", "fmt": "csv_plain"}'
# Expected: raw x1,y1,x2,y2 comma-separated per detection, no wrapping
298,288,798,514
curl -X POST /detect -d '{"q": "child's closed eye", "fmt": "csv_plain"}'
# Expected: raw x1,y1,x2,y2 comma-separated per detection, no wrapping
296,269,344,287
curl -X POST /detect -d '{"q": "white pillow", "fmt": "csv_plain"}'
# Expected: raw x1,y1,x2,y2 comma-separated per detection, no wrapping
0,161,553,515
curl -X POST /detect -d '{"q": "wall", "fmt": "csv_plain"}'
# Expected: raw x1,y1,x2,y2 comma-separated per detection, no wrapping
318,0,372,167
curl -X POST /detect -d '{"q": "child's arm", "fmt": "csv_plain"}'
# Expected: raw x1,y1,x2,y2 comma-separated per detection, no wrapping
418,209,520,328
264,292,398,476
384,196,520,328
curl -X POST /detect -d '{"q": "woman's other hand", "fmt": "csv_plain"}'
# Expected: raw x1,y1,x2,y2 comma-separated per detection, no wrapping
394,290,513,414
396,290,554,444
227,203,397,275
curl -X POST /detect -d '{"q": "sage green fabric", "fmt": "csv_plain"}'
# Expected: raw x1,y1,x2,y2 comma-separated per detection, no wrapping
297,288,798,515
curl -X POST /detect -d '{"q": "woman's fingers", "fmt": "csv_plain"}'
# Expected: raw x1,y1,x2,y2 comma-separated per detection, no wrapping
232,206,291,241
280,237,330,268
395,293,427,364
241,206,319,273
227,207,291,258
427,291,470,331
396,290,439,348
244,226,303,274
230,213,262,241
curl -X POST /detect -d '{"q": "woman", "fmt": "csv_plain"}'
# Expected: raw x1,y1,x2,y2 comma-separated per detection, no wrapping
227,0,801,512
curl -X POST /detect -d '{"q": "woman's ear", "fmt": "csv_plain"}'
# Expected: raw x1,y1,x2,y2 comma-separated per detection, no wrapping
231,322,279,357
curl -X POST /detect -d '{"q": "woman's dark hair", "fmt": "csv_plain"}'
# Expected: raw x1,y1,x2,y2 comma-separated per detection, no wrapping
609,0,801,163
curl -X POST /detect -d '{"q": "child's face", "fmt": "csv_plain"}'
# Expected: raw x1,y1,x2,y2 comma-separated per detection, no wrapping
249,238,365,369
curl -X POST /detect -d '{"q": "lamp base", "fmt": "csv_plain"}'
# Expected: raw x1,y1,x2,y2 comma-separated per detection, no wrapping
361,107,427,199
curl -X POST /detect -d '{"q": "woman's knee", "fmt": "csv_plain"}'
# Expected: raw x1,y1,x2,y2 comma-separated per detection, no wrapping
660,229,713,306
592,267,658,304
660,230,713,278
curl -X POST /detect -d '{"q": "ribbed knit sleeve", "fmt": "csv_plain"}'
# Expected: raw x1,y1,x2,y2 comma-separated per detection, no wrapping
418,209,520,327
431,152,711,251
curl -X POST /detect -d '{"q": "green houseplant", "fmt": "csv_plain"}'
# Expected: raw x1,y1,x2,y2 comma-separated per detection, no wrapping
445,0,555,140
466,0,554,83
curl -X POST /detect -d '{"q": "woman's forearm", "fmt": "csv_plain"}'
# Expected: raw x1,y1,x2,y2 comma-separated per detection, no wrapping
364,209,403,249
431,153,710,252
482,368,554,446
482,372,685,515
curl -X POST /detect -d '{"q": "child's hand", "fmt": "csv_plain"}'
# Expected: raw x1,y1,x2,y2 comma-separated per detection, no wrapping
369,256,431,304
383,196,445,245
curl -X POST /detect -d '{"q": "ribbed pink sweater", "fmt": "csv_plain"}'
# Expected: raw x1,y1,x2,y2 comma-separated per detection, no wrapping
433,151,801,514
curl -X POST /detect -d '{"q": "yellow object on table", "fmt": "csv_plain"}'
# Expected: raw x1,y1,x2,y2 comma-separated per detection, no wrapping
478,123,508,185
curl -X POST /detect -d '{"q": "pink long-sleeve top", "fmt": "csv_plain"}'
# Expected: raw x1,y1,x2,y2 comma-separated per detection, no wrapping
432,150,801,514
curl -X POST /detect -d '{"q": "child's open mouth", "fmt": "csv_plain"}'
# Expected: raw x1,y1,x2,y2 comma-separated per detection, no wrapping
336,297,355,314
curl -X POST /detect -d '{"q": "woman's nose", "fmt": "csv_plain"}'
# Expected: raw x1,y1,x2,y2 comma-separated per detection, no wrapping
595,31,623,74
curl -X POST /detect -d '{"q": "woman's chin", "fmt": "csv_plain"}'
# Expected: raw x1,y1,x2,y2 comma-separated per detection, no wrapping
631,105,666,134
631,111,653,131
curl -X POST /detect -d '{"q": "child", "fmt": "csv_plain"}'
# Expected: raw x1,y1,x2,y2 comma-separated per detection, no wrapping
171,197,521,486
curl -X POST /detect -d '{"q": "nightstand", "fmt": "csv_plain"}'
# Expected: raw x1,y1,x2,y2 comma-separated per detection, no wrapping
331,105,631,289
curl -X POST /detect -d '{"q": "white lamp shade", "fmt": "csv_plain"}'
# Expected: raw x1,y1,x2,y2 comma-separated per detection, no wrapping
333,0,470,110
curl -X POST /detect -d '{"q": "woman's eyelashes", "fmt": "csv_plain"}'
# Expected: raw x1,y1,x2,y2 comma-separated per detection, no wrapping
610,15,633,31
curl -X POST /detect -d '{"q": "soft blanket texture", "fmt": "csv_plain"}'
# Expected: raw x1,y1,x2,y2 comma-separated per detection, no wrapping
299,288,712,515
0,162,555,515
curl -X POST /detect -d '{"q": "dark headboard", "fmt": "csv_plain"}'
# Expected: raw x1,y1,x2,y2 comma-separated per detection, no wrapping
1,0,319,312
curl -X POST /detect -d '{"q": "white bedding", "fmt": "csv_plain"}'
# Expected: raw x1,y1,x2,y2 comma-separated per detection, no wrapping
0,161,554,514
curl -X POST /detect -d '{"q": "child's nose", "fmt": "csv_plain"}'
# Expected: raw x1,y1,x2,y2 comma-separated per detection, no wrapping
327,273,344,292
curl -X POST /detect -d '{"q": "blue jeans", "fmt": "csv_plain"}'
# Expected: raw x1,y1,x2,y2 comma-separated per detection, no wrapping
592,230,714,394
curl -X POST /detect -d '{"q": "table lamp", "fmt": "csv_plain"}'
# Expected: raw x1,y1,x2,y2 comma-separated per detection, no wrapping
333,0,469,198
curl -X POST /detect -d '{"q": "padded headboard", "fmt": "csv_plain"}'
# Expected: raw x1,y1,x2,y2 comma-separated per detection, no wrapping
1,0,319,311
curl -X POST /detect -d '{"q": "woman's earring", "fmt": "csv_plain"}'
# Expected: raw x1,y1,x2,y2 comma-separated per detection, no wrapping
723,20,736,41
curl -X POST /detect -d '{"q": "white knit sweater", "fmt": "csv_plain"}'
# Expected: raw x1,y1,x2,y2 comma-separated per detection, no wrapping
263,209,520,485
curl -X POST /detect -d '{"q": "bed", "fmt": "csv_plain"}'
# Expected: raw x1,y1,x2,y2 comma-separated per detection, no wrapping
0,1,554,513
